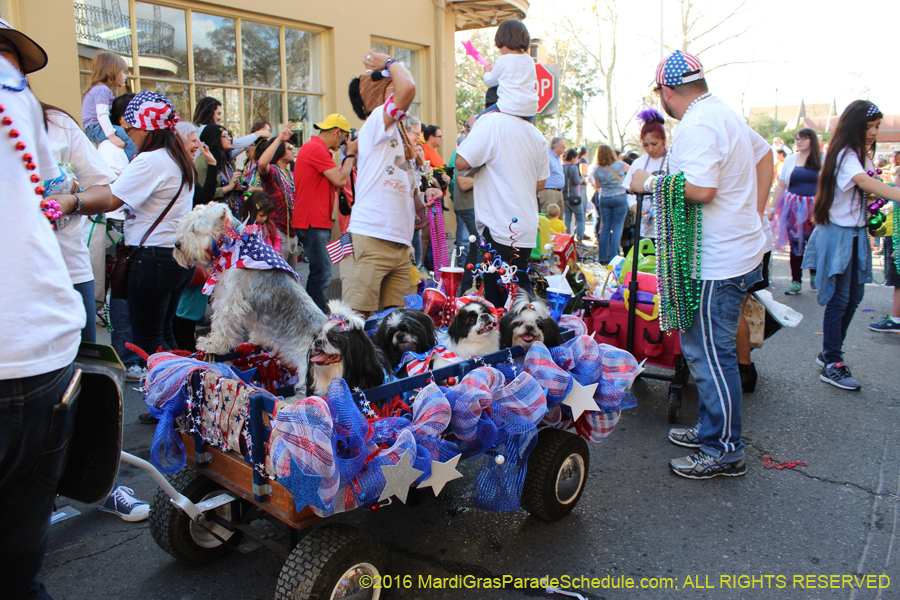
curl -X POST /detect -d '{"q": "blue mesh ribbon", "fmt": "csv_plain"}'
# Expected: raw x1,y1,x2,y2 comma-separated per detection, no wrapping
550,335,638,414
324,378,370,489
470,403,537,511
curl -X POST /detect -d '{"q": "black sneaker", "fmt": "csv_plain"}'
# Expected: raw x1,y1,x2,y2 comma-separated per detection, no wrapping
815,351,826,367
820,362,861,391
668,425,701,448
670,451,747,479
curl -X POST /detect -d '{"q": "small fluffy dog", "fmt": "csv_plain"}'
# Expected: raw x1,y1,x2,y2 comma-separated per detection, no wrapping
499,297,561,351
308,301,388,397
173,203,325,394
446,300,500,359
372,308,438,370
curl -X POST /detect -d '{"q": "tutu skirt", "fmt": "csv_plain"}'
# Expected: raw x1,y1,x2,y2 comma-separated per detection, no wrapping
773,191,815,255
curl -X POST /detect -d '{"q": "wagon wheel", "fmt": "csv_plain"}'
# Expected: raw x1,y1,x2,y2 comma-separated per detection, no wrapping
521,428,590,522
275,523,389,600
149,468,243,566
666,386,682,424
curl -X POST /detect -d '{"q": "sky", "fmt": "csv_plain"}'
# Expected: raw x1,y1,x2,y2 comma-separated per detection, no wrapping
509,0,895,142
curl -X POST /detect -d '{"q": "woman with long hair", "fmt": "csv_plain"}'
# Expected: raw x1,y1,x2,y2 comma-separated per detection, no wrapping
196,124,242,213
772,128,822,294
106,91,196,358
193,96,271,155
256,123,299,264
591,144,629,263
802,100,900,390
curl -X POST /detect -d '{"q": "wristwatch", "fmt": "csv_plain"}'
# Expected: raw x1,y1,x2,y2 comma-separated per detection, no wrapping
71,193,83,215
343,154,356,162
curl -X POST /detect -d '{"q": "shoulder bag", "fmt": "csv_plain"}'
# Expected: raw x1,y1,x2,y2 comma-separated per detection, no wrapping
109,180,185,299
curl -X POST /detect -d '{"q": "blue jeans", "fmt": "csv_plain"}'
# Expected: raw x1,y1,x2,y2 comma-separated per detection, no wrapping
84,123,138,162
456,209,477,292
298,227,332,314
73,280,96,344
127,247,193,361
822,239,864,364
596,193,627,262
680,263,763,462
564,199,586,239
0,363,77,600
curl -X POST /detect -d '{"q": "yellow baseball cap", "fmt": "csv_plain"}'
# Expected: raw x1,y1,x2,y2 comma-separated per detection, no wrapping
313,114,351,132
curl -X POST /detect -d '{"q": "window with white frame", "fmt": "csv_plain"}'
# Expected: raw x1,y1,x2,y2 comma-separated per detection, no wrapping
371,39,423,119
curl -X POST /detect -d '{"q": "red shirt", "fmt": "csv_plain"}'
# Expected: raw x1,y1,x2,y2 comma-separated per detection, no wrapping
292,136,338,230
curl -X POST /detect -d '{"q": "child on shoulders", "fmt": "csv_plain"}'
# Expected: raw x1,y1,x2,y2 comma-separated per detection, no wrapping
81,52,138,161
481,19,538,120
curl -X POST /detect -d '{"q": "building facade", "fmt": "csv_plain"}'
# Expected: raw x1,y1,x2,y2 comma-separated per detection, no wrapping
3,0,527,156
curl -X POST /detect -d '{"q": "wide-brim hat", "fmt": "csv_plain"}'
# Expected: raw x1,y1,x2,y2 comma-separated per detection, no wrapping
0,18,48,74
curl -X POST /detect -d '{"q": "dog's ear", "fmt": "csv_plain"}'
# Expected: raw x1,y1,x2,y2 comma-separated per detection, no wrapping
538,317,562,348
412,310,438,351
499,311,515,349
343,330,387,391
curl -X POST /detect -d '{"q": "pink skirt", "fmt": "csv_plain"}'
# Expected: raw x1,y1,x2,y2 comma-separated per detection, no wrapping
772,191,815,255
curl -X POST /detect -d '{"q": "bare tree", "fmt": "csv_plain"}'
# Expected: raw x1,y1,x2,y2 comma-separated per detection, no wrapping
676,0,756,72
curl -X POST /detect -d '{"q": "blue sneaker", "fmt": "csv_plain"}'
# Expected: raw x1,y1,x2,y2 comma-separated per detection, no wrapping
870,316,900,333
670,451,747,479
820,362,861,391
98,486,150,522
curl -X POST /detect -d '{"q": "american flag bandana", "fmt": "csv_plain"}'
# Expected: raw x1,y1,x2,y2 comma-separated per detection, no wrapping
203,231,300,295
397,345,461,376
124,90,180,131
655,50,704,87
326,232,354,264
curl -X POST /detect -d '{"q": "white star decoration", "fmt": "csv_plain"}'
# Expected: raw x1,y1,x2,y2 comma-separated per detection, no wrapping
417,454,463,496
379,450,423,504
562,379,600,422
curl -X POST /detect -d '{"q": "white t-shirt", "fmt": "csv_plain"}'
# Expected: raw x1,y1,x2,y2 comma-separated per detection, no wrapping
483,53,538,117
456,112,550,247
669,96,769,280
623,154,666,239
111,148,194,247
46,113,115,284
0,68,84,379
96,140,129,220
348,104,414,246
830,149,870,227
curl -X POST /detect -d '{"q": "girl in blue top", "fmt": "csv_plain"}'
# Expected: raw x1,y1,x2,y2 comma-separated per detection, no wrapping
591,144,628,263
81,52,138,161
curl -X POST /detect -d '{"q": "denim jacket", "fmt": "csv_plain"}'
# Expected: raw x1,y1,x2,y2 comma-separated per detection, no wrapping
802,223,872,307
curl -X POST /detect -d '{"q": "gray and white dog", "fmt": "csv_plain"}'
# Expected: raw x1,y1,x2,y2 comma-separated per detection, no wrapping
173,203,325,394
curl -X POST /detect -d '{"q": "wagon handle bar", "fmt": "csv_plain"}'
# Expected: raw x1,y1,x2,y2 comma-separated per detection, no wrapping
120,451,203,522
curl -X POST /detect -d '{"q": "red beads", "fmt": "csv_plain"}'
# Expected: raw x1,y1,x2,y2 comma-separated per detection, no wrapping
498,268,506,275
15,141,25,151
1,116,11,126
34,185,45,195
21,152,32,162
25,162,36,171
30,174,40,183
369,503,380,512
446,377,457,386
483,253,491,260
466,263,474,271
8,128,19,138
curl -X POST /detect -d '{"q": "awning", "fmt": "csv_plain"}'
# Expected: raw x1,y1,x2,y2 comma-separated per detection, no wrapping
448,1,529,31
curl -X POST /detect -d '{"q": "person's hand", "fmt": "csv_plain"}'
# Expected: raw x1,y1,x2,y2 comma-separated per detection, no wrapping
254,123,272,139
440,173,451,186
629,168,651,194
108,134,126,150
767,207,775,221
424,187,440,208
46,194,77,215
224,171,241,192
277,122,293,142
363,49,391,71
345,136,359,156
199,143,216,166
483,64,493,73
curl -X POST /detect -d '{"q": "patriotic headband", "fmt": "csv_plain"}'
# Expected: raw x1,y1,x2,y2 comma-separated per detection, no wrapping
456,295,503,317
654,50,704,87
867,102,881,118
124,90,180,131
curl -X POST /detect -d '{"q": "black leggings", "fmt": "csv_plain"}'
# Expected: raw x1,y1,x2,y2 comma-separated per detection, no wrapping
789,251,816,284
469,228,534,307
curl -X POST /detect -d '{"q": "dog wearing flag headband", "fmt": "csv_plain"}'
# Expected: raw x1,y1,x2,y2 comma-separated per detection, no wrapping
173,202,325,394
446,296,501,359
308,300,389,396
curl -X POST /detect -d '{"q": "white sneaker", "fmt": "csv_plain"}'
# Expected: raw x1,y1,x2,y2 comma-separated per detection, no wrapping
98,486,150,522
125,365,147,382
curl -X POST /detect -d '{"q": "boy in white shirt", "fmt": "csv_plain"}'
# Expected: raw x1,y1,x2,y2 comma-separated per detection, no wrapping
482,19,538,119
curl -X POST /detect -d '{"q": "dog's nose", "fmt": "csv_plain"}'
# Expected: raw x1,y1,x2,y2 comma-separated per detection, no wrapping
524,325,534,333
174,241,181,249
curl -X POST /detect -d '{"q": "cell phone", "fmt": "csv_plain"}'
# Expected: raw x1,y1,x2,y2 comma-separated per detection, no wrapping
350,128,358,141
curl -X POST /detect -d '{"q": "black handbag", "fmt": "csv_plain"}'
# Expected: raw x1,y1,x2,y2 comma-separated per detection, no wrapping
109,180,184,299
338,170,355,216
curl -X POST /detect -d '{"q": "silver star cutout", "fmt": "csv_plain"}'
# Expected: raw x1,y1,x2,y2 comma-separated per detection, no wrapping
417,454,463,496
379,450,423,504
562,379,600,422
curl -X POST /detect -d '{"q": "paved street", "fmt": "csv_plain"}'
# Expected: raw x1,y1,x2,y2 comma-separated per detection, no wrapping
42,251,899,600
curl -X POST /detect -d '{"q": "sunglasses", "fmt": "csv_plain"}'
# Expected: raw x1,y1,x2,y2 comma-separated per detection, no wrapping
652,85,662,96
285,145,295,151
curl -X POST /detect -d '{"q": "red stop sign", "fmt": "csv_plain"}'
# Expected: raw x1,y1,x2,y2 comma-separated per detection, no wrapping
535,64,555,113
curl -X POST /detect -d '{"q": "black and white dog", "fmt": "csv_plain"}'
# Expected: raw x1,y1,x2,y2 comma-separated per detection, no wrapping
372,308,437,371
308,301,389,397
446,299,500,358
500,296,561,351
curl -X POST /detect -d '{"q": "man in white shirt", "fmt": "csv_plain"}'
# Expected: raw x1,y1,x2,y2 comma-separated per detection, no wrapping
630,50,773,480
343,49,437,315
455,112,550,306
